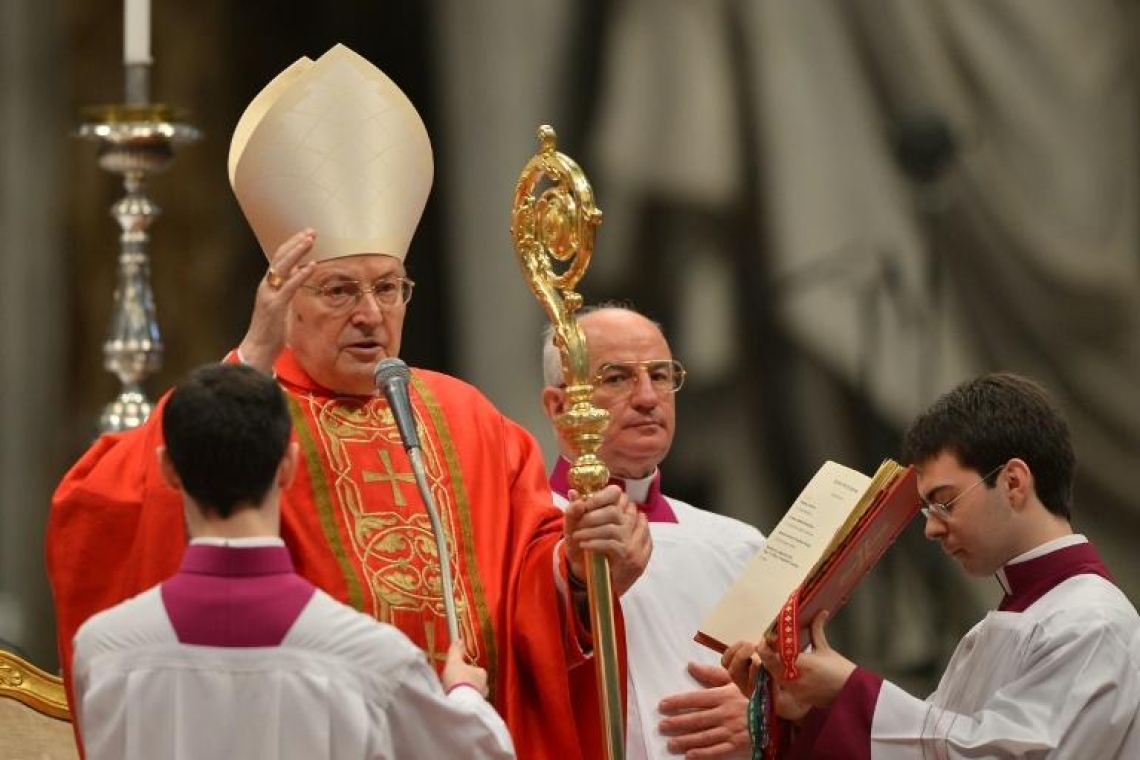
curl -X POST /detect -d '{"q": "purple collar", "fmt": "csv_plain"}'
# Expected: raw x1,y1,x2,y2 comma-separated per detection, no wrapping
550,457,678,523
179,543,296,577
161,544,315,647
998,541,1114,613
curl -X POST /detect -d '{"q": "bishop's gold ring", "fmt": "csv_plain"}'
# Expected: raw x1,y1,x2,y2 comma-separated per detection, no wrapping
265,269,285,289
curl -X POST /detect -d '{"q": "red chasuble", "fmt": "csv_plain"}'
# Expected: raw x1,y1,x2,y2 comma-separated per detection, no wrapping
49,349,614,759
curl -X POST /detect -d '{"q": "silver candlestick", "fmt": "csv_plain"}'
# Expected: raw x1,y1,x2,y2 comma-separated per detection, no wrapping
77,99,199,432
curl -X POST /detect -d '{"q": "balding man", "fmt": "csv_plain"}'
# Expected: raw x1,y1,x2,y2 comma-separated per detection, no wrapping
542,305,765,759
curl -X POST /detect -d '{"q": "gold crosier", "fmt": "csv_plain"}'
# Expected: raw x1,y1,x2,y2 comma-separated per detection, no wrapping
510,125,622,759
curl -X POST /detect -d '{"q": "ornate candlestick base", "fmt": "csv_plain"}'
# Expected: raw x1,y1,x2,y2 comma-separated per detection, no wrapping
78,105,200,432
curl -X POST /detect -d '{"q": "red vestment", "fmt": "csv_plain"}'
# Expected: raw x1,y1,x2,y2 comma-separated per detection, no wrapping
49,349,616,759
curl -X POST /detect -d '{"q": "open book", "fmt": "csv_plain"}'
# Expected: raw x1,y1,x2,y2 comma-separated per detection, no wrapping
695,459,920,654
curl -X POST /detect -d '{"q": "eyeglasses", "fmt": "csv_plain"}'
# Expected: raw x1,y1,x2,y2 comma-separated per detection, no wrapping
301,277,415,311
920,462,1006,520
591,359,686,400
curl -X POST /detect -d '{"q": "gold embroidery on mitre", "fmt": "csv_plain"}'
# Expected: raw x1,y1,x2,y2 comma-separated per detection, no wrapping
307,394,480,665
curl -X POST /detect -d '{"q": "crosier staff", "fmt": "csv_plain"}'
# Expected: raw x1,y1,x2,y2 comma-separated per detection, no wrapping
510,126,622,760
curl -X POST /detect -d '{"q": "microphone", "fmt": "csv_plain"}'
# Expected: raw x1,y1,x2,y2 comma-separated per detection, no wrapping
372,356,460,644
374,357,421,452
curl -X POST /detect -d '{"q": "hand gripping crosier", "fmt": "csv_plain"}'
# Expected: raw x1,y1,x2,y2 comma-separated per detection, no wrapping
510,125,623,759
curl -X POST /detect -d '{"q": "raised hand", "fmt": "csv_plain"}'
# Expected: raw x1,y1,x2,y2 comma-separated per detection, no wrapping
238,228,318,373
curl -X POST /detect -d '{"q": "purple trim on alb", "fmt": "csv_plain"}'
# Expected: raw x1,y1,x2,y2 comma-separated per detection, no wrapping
785,667,883,760
999,541,1114,613
550,457,678,523
161,545,316,647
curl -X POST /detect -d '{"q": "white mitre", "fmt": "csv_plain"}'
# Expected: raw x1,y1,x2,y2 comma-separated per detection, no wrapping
228,44,433,263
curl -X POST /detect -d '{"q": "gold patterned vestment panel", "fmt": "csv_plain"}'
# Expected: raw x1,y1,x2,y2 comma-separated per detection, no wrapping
293,388,490,671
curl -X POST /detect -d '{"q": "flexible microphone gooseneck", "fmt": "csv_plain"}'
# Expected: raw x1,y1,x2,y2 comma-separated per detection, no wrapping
374,357,460,644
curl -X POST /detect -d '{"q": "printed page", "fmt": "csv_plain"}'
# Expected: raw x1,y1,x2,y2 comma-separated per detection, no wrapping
695,460,871,651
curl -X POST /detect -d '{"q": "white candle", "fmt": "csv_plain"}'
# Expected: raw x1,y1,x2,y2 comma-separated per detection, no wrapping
123,0,151,65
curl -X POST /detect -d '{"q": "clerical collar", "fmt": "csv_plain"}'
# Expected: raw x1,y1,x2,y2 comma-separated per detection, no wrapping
191,536,285,548
994,535,1114,612
621,471,655,504
181,542,295,577
1007,533,1087,566
550,457,678,523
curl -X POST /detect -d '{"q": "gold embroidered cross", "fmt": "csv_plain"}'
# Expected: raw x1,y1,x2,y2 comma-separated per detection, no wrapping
363,449,416,507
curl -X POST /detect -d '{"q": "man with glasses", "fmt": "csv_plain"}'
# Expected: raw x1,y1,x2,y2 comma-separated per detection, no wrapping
49,45,647,760
724,372,1140,759
541,305,765,759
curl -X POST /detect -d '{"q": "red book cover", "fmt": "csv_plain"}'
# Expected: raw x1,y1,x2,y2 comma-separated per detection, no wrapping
792,466,920,642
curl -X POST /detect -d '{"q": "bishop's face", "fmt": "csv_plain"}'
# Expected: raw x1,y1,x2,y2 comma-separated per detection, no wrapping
918,453,1021,576
286,254,407,395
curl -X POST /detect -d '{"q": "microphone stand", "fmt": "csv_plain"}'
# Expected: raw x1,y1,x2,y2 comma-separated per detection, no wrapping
375,360,461,645
407,444,460,644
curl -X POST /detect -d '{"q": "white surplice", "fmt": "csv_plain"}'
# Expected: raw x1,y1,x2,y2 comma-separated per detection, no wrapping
554,482,765,759
869,539,1140,759
73,586,515,760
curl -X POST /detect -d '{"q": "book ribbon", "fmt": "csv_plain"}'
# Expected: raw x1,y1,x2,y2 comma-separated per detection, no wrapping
748,669,786,760
776,586,802,680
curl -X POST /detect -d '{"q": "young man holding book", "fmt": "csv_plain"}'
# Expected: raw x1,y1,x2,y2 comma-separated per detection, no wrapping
542,305,766,759
725,371,1140,759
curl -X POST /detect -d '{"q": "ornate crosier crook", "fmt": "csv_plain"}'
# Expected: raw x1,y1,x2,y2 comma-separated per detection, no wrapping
510,125,623,759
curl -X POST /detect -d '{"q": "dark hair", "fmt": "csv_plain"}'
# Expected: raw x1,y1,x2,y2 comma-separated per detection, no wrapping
901,372,1074,519
162,363,292,518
